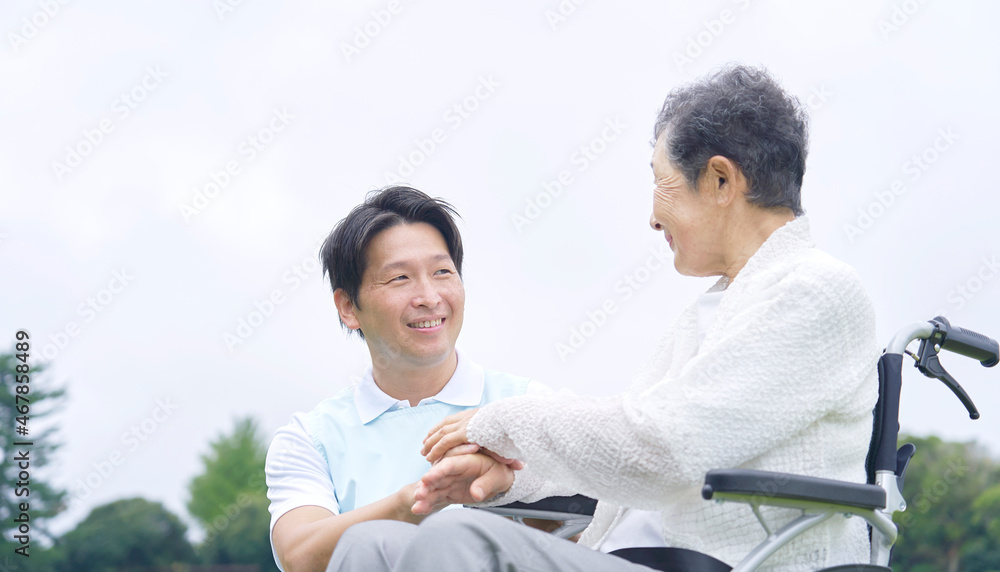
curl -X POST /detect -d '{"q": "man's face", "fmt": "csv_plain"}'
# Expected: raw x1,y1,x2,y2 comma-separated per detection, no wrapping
344,222,465,369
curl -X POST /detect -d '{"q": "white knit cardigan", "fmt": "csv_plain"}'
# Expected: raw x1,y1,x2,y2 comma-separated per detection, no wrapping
468,216,881,570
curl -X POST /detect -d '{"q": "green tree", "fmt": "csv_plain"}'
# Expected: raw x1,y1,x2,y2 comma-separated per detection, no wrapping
188,415,275,570
198,494,274,567
49,497,196,571
891,434,1000,572
0,349,66,556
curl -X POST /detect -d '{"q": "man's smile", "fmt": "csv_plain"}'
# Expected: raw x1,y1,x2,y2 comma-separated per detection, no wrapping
408,317,445,329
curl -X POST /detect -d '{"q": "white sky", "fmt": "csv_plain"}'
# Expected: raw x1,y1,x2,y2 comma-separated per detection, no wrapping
2,0,998,540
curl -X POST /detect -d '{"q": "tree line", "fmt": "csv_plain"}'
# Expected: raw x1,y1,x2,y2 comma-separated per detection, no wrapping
1,352,274,571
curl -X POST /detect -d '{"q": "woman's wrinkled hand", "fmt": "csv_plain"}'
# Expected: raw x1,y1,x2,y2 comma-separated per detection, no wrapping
421,408,478,463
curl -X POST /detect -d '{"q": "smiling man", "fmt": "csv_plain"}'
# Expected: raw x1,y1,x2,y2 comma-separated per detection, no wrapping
264,186,546,572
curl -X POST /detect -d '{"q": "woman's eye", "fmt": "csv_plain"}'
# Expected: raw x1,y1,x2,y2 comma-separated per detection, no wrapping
435,269,453,275
392,275,408,281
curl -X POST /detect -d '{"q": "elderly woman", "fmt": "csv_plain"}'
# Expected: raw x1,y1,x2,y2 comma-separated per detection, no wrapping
329,64,881,572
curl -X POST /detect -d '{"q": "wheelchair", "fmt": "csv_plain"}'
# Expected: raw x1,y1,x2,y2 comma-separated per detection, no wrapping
477,316,999,571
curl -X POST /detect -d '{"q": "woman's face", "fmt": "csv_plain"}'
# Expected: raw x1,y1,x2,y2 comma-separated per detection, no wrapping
649,133,727,277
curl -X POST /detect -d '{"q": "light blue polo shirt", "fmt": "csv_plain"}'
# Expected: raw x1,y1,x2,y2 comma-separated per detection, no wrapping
265,353,545,571
309,360,532,512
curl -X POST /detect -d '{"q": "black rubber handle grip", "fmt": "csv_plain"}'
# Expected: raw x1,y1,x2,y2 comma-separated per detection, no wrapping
941,321,1000,367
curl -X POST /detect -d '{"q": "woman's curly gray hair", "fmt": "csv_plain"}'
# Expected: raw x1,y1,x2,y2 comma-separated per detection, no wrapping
653,64,809,216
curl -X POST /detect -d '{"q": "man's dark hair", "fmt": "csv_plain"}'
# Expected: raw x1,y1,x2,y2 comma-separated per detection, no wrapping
653,63,808,216
320,186,464,337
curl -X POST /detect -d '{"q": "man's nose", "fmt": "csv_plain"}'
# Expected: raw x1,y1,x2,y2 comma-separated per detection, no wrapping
650,214,662,231
412,278,442,307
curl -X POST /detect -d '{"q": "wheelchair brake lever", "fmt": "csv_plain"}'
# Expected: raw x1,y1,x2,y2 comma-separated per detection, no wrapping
916,345,980,420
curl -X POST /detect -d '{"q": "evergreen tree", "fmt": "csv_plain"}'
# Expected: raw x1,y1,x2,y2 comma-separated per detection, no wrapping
188,415,275,570
0,349,66,557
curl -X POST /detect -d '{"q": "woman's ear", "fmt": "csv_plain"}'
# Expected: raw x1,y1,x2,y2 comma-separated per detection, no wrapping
703,155,747,206
334,288,361,331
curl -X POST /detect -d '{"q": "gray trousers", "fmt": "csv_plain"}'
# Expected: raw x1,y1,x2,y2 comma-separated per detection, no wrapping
327,509,655,572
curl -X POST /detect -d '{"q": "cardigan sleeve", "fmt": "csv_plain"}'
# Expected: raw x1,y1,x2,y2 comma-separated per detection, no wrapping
466,260,880,511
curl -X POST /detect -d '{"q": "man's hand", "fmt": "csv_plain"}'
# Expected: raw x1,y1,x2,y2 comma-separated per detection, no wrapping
411,452,516,514
421,408,480,463
395,482,449,523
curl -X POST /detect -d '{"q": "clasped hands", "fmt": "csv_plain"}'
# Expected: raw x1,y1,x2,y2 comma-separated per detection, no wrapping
411,408,522,515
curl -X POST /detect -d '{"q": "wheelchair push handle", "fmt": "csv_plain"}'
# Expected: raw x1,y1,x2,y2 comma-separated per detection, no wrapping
913,317,998,420
881,316,998,426
934,316,1000,367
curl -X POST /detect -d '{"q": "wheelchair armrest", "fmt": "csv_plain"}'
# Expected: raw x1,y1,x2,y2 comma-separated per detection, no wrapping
702,469,887,511
470,495,597,539
473,494,597,521
487,494,598,516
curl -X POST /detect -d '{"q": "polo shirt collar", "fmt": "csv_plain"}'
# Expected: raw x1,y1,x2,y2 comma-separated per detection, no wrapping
353,351,485,424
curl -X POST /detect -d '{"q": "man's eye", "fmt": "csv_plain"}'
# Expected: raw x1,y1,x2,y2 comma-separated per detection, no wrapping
391,275,408,281
435,269,453,275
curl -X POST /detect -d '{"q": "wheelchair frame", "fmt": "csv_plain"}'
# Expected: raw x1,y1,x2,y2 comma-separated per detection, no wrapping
477,316,998,571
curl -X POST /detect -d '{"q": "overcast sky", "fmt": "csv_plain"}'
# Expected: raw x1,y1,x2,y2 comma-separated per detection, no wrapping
3,0,999,540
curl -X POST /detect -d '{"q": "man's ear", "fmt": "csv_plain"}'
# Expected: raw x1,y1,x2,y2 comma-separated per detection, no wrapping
703,155,747,207
333,289,361,331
